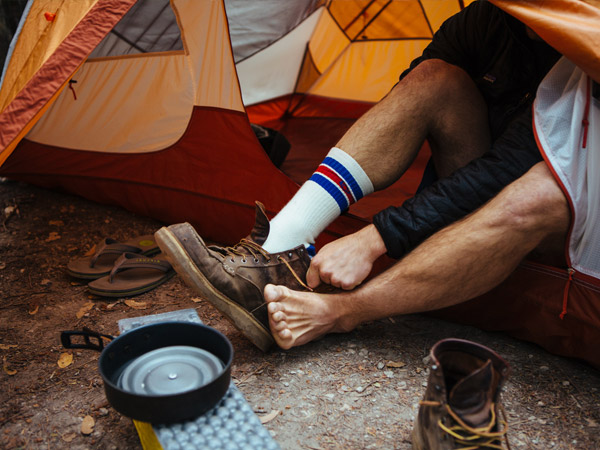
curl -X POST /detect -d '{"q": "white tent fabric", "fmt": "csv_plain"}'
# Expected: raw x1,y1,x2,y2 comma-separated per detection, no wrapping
534,57,600,277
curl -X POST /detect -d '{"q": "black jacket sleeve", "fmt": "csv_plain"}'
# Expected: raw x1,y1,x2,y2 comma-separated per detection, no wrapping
372,108,542,259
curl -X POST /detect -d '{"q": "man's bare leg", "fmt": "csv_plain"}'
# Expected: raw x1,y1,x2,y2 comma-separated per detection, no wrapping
263,59,491,254
338,58,491,188
265,162,570,349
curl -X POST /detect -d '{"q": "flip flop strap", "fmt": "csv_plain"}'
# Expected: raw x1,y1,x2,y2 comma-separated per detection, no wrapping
109,252,172,282
90,238,144,267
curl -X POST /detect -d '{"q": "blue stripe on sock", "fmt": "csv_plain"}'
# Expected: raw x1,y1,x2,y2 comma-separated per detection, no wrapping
322,157,364,201
306,244,316,257
309,173,349,212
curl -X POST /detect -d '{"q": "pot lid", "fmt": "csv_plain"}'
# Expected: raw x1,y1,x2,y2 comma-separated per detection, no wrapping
118,345,224,396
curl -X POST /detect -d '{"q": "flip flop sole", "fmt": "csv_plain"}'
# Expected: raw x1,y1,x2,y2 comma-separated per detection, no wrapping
88,271,176,298
155,226,274,352
67,235,160,280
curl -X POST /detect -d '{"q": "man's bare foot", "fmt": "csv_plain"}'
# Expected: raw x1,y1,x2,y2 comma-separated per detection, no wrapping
264,284,352,349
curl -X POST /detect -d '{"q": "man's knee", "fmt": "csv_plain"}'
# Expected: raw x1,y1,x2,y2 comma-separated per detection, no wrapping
495,162,570,235
390,59,473,103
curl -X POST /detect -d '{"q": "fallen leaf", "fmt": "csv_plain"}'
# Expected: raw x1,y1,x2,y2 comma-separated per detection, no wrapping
0,262,6,270
191,297,203,303
62,432,77,442
587,418,598,428
84,244,97,257
0,344,17,350
57,352,73,368
45,231,61,242
80,415,95,435
4,206,15,215
3,357,17,376
259,409,281,424
125,299,147,310
76,302,94,319
28,304,39,315
105,301,120,310
386,361,406,368
40,279,52,287
49,220,64,226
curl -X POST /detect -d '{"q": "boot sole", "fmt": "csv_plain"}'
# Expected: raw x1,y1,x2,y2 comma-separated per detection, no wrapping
154,226,275,352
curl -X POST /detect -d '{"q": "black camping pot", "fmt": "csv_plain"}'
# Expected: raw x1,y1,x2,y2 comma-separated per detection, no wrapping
61,322,233,424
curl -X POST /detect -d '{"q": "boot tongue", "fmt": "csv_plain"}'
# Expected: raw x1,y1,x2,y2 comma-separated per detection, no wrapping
448,359,495,428
249,201,270,245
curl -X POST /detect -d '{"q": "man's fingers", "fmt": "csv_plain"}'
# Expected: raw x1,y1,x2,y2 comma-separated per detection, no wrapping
306,264,322,289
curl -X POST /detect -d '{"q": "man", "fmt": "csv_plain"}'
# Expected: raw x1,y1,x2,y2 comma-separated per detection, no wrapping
155,1,566,351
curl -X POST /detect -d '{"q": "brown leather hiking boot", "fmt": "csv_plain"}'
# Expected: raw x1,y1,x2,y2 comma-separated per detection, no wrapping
412,338,511,450
154,202,311,352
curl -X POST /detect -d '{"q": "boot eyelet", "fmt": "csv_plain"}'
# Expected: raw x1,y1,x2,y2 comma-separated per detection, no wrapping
288,252,293,258
230,258,235,263
241,258,247,263
254,258,259,263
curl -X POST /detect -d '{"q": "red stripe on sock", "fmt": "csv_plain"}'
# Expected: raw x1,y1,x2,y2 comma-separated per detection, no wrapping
315,165,355,203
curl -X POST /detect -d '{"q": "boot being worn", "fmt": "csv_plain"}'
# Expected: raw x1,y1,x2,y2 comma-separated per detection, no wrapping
154,202,311,352
412,338,511,450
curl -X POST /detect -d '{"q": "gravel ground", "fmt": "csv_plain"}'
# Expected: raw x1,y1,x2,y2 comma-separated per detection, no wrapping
1,179,599,449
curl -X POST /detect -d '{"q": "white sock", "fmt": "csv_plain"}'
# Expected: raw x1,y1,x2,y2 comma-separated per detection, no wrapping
262,147,374,254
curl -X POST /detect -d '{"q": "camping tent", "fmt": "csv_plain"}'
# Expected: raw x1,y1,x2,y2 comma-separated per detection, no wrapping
1,0,599,368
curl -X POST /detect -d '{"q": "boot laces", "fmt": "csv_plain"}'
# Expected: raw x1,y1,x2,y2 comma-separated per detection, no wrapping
420,401,510,450
218,239,312,291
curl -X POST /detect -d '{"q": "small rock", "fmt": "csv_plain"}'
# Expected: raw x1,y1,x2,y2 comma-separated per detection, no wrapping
356,386,364,393
562,380,570,386
398,381,407,389
377,362,385,370
540,365,549,371
383,371,394,379
98,408,109,416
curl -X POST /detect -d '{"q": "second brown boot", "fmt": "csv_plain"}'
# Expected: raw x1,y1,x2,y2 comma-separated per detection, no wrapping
154,202,311,352
412,338,511,449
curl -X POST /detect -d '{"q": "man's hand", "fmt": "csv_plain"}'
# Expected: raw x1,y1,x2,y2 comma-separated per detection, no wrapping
306,224,387,290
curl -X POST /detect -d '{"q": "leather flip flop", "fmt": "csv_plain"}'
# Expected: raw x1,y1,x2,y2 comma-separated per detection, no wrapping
67,235,159,280
87,252,175,297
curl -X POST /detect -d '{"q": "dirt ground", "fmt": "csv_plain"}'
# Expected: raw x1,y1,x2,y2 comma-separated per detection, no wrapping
1,178,599,450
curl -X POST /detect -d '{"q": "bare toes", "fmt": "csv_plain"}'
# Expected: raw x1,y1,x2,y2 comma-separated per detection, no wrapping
267,302,283,314
272,320,288,331
272,311,286,322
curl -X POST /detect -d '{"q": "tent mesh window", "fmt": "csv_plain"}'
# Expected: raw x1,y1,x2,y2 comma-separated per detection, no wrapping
89,0,183,58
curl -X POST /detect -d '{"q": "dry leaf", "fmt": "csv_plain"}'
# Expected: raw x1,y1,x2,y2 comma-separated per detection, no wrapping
28,304,39,315
386,361,406,368
259,409,280,424
3,356,17,376
84,244,97,257
49,220,64,226
4,206,15,215
58,352,73,368
125,299,147,310
191,297,203,303
105,301,120,310
0,262,6,270
62,432,77,442
45,231,61,242
80,415,95,435
76,302,94,319
0,344,17,350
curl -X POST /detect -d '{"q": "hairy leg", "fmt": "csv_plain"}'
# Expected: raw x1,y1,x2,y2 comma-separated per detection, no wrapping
266,162,570,349
337,59,491,189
